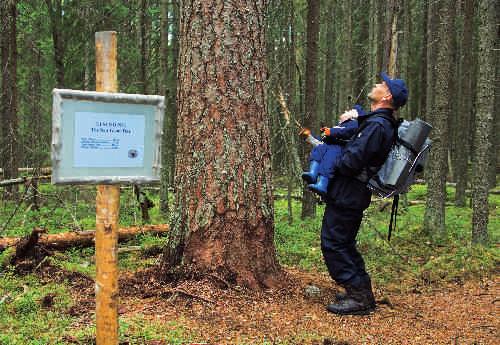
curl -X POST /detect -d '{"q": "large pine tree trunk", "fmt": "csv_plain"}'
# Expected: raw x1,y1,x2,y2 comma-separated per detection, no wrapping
301,0,320,219
471,0,496,244
424,0,453,236
161,0,282,289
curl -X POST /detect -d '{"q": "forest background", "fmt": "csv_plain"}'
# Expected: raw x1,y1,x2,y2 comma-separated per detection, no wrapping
0,0,498,343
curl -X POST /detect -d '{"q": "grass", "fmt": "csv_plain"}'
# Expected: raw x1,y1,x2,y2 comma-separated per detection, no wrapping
0,182,498,343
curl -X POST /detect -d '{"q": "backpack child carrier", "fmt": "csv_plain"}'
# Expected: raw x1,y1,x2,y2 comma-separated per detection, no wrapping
368,118,432,240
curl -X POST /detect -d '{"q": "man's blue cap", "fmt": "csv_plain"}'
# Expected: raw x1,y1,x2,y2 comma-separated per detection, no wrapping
381,72,408,109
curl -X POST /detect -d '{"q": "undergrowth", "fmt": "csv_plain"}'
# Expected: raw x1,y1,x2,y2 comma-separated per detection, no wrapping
0,182,498,344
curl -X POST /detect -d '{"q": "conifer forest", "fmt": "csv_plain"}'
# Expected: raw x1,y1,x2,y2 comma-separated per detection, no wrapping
0,1,498,344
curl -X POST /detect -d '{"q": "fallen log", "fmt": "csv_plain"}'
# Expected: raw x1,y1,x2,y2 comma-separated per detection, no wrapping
0,167,52,175
0,175,51,187
0,224,169,251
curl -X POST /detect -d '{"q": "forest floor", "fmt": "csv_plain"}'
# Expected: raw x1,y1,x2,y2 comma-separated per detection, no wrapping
1,183,498,344
33,262,499,345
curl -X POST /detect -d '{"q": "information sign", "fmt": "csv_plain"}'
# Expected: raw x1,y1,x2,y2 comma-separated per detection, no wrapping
51,89,164,184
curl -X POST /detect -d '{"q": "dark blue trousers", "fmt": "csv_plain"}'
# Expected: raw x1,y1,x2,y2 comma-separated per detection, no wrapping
309,144,343,178
321,203,369,288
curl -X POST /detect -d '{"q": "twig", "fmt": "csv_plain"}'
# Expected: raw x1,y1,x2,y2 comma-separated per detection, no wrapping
206,273,230,288
117,246,142,254
33,256,49,272
0,183,31,234
164,288,214,304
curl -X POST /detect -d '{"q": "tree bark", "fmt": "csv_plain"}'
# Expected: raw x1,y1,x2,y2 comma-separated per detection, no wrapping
323,0,336,124
338,0,352,112
418,0,428,119
161,0,282,289
471,0,496,244
160,0,170,215
45,0,64,87
1,0,19,201
424,0,453,236
167,0,180,187
455,0,474,206
301,0,321,219
139,0,149,94
388,0,400,77
30,34,42,211
424,0,438,123
367,0,380,85
488,1,499,190
382,0,396,72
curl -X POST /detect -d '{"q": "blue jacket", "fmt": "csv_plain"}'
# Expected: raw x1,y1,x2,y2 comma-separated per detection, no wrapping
326,108,397,210
322,119,358,145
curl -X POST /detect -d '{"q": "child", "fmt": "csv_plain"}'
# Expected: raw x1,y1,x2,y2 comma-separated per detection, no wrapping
302,105,365,195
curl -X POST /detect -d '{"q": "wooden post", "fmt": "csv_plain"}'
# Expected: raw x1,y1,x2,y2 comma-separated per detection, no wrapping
95,31,119,345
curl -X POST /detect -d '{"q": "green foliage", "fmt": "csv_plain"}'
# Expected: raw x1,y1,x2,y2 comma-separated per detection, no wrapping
274,198,324,270
0,184,498,342
274,184,499,290
70,315,199,344
0,184,166,238
0,270,73,345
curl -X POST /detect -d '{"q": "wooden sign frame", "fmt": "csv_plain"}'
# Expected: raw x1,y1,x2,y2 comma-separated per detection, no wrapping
51,89,165,185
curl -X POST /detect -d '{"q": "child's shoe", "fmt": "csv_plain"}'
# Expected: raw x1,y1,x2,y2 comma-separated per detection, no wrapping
301,161,320,184
308,175,329,196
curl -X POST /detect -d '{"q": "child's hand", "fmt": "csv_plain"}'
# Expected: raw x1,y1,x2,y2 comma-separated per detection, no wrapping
320,127,331,136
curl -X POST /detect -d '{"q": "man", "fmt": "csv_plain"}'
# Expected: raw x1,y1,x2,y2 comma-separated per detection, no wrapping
322,72,408,315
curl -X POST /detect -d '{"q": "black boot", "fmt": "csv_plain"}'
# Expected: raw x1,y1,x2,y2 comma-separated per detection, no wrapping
335,290,348,301
326,280,376,315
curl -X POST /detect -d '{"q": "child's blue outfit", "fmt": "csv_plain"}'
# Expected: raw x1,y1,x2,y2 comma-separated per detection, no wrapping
302,106,365,195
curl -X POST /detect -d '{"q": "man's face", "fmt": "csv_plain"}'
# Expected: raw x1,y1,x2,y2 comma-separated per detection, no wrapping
368,81,391,103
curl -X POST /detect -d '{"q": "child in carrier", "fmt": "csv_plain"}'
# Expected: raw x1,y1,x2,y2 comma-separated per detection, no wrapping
302,105,365,196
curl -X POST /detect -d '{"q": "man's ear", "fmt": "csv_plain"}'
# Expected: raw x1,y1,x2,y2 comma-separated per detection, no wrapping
383,93,393,103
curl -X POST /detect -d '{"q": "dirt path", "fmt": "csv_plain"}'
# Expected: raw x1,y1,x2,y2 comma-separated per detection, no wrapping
40,265,499,344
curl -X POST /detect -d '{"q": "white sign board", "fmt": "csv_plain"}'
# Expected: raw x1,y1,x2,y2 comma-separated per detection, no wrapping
51,89,164,185
74,112,145,167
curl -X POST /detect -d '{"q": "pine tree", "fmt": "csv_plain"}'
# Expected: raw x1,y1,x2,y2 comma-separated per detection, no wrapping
161,0,282,289
471,0,496,244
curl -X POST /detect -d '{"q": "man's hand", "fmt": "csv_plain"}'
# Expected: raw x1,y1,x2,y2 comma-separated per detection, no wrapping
320,127,331,137
339,109,359,123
